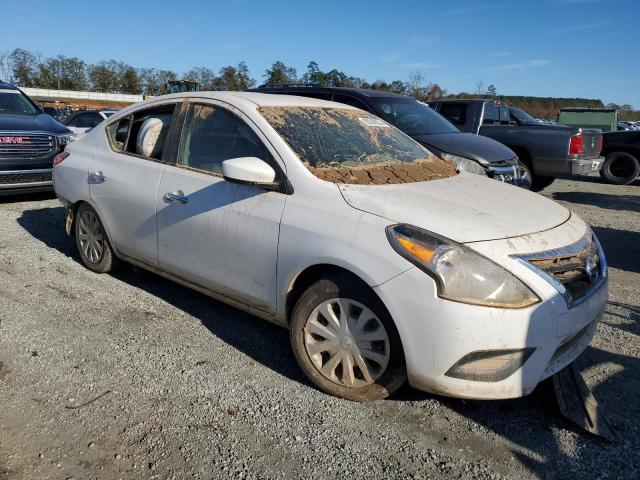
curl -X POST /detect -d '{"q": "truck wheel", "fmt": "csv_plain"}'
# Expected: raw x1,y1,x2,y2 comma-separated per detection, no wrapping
290,273,406,401
600,152,640,185
75,204,119,273
531,175,555,192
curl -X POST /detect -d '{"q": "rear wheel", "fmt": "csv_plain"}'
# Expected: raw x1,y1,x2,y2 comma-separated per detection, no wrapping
75,204,118,273
290,274,406,401
600,151,640,185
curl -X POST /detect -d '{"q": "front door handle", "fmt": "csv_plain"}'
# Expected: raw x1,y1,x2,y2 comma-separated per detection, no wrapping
163,190,189,204
88,171,105,184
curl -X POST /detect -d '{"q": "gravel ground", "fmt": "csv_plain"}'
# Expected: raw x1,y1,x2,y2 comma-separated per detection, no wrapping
0,176,638,480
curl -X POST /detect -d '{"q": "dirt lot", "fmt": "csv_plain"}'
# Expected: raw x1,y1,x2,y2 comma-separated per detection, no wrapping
1,176,638,480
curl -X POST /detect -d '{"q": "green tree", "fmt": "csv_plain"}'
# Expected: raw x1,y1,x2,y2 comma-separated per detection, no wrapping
88,60,121,92
9,48,38,87
214,62,255,90
487,84,497,96
303,61,325,85
120,66,141,94
263,61,297,85
183,66,218,90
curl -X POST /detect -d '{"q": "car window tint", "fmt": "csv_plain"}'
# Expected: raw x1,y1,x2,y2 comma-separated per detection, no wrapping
107,116,132,152
438,103,467,125
499,105,510,125
291,91,331,101
178,104,272,175
331,94,369,111
482,103,497,124
76,113,103,128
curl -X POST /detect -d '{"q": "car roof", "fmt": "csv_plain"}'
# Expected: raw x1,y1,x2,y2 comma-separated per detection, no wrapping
137,91,359,109
252,85,407,99
0,82,19,91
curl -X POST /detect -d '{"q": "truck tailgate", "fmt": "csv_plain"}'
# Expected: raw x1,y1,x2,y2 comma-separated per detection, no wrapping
580,129,602,159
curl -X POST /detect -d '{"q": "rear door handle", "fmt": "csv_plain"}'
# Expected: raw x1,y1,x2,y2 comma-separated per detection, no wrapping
163,190,189,204
88,171,105,184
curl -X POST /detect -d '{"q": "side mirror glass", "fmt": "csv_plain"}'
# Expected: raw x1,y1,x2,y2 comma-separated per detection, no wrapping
222,157,277,187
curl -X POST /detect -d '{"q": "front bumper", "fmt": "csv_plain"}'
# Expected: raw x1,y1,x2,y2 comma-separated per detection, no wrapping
0,168,53,196
374,266,607,400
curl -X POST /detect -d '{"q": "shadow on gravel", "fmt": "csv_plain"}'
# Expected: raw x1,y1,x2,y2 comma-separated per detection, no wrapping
16,206,78,260
552,191,640,213
0,191,56,204
591,226,640,274
392,346,639,479
16,206,309,390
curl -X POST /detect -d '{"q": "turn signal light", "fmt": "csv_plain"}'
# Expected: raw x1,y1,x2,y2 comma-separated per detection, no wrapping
53,151,69,166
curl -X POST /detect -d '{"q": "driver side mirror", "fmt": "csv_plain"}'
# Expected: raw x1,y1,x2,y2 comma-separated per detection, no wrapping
222,157,277,189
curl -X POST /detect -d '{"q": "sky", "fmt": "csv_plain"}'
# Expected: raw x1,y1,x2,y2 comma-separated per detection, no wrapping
1,0,639,107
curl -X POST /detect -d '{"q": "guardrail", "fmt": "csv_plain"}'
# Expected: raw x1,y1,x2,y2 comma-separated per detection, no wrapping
21,87,143,103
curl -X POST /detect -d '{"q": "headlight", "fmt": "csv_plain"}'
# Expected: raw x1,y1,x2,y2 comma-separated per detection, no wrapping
386,224,539,308
441,153,487,176
57,133,75,146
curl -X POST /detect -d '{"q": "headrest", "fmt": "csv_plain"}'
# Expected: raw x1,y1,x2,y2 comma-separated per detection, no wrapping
136,117,166,157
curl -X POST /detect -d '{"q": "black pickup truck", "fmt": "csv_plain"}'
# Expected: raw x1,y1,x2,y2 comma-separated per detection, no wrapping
429,99,603,190
0,82,73,196
600,130,640,184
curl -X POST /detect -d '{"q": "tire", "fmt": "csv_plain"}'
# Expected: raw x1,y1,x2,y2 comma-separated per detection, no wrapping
530,174,555,192
600,152,640,185
74,203,118,273
290,273,406,401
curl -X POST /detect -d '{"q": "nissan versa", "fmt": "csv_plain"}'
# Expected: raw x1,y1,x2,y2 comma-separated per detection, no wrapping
53,92,608,401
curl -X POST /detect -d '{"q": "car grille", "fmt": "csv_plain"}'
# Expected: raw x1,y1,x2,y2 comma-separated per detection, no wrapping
0,170,52,185
0,133,56,160
517,232,606,308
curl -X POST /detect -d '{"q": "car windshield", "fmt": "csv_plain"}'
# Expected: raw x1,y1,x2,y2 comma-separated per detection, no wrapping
511,107,536,124
369,97,459,136
0,90,39,115
259,106,456,184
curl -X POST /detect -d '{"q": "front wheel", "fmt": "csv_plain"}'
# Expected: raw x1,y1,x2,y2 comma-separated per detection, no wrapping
75,203,119,273
600,152,640,185
290,274,406,401
530,174,555,192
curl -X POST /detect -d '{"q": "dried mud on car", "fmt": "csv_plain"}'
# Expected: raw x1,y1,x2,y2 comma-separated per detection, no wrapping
306,159,456,185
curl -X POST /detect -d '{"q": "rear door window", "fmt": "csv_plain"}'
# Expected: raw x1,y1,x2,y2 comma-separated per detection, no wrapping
76,113,103,128
107,104,176,161
499,105,510,125
438,103,467,125
482,103,498,125
178,104,273,175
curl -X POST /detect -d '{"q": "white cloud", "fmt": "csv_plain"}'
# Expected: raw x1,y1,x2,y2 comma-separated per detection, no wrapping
444,5,503,16
492,59,551,70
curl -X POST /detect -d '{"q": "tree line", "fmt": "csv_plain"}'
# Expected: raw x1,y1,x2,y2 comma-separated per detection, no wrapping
1,48,636,119
0,48,447,102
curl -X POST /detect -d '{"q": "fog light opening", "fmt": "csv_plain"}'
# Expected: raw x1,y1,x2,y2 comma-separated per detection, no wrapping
445,348,535,382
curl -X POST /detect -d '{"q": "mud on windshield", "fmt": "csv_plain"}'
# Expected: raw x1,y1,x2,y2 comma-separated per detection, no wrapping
259,106,456,185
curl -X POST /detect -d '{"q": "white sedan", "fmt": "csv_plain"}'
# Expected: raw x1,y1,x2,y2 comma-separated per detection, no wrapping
53,92,607,401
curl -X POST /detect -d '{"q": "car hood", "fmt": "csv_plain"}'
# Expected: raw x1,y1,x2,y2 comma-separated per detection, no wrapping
412,132,515,164
0,113,71,134
338,172,570,243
